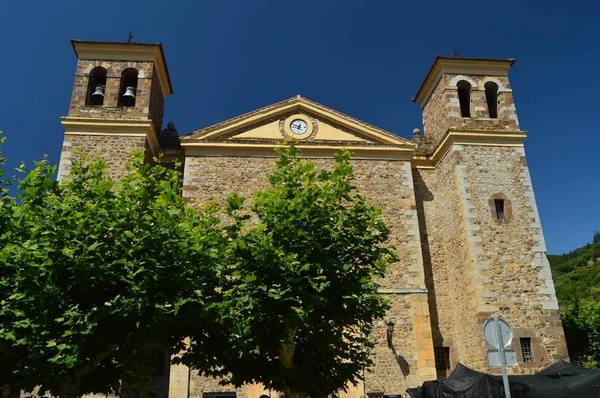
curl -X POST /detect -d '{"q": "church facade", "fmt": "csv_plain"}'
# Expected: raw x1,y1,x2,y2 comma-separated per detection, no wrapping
58,40,568,397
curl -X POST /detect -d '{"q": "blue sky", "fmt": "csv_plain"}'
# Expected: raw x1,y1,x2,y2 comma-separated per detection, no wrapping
0,0,598,254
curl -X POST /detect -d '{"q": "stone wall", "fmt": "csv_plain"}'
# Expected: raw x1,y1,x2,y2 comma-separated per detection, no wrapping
149,66,166,135
454,144,567,373
413,143,568,376
413,147,474,375
182,154,437,395
57,134,146,181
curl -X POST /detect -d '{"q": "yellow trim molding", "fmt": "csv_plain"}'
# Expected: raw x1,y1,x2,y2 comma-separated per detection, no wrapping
181,142,413,161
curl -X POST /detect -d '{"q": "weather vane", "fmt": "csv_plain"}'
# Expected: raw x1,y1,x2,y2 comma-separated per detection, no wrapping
450,44,460,58
126,30,134,43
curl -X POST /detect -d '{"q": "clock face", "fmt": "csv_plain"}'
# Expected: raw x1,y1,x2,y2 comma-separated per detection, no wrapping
290,119,308,135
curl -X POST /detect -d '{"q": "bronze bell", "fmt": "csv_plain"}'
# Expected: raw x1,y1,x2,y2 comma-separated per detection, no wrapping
123,86,136,99
91,85,105,98
90,85,105,105
121,86,136,106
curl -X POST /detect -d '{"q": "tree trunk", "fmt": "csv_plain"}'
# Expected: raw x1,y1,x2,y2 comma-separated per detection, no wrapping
2,385,20,398
283,387,303,398
278,326,305,398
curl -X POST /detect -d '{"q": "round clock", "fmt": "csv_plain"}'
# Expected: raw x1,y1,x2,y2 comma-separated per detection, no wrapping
290,119,308,135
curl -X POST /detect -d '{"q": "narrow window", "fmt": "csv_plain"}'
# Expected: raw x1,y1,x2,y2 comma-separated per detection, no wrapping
119,68,139,106
457,80,471,117
494,199,505,221
86,67,107,106
434,347,451,370
485,81,499,118
520,337,532,363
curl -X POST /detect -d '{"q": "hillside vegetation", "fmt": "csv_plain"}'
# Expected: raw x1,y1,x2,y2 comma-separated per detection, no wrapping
548,231,600,368
548,231,600,306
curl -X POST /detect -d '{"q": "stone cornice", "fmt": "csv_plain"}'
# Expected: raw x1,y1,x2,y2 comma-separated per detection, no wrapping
181,141,414,161
60,116,160,157
411,129,527,169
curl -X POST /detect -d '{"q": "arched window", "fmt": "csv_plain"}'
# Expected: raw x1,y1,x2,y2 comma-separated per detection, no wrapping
86,67,107,106
485,81,499,118
457,80,471,117
119,68,139,107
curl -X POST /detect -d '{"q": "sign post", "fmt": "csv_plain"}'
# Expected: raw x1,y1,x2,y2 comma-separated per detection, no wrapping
483,317,513,398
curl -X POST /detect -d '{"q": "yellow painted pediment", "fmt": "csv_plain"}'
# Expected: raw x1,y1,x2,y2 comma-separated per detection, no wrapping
182,96,412,146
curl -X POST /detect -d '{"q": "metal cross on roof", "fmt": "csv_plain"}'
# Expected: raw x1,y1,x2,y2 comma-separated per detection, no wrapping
450,44,461,57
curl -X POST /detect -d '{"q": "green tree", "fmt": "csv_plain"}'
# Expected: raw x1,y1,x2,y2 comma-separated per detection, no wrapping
183,146,397,398
562,300,600,369
0,150,225,397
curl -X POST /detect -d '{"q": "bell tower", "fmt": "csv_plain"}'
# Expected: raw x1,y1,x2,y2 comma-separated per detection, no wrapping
411,56,568,375
413,56,519,150
58,39,173,180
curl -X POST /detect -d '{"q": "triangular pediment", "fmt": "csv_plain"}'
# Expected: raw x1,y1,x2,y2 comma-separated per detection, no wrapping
181,96,413,147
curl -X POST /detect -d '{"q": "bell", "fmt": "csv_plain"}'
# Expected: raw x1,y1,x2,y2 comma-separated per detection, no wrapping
91,85,105,98
121,86,136,106
90,85,105,105
123,86,136,99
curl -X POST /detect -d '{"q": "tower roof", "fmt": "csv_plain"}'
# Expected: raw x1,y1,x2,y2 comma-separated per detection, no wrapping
412,56,515,107
71,39,173,96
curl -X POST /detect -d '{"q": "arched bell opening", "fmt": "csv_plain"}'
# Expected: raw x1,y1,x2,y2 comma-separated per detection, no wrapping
86,67,107,106
119,68,139,107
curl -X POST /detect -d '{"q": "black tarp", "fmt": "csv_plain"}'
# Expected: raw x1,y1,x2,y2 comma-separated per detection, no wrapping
406,360,600,398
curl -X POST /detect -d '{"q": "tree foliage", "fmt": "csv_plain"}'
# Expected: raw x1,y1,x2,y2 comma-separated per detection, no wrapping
548,234,600,306
549,231,600,369
0,149,225,397
561,300,600,369
0,142,395,398
183,146,397,398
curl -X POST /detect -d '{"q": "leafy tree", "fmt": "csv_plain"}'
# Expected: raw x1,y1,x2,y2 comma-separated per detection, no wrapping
562,300,600,369
183,146,397,398
0,150,225,397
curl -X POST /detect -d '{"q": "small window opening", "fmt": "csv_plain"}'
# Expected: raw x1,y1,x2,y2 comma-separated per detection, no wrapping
86,67,107,106
119,68,139,107
485,81,499,118
520,337,532,363
457,80,471,117
494,199,505,221
434,347,451,370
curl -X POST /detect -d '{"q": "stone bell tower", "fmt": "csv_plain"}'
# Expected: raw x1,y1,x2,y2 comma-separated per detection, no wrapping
58,39,173,180
411,56,567,377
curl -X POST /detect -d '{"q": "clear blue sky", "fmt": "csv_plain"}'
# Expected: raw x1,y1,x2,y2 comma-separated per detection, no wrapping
0,0,598,254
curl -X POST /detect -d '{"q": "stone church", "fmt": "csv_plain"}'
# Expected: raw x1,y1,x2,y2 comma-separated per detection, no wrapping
58,39,568,397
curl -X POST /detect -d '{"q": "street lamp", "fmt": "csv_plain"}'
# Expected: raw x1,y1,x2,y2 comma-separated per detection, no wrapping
386,319,395,349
